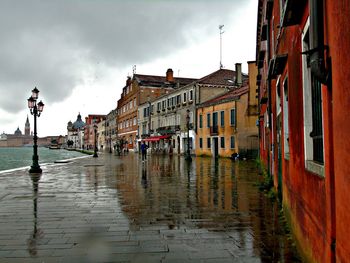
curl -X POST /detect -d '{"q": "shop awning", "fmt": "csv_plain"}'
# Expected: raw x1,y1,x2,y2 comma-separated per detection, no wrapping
143,135,171,142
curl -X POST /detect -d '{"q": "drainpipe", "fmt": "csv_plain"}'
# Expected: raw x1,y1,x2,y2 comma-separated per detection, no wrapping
267,17,272,177
235,100,238,154
309,0,329,85
194,84,198,135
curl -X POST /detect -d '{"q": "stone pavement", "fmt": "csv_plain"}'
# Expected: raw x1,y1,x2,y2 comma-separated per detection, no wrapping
0,153,301,262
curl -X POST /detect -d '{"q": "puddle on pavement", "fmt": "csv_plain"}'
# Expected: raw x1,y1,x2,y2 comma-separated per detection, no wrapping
109,155,301,262
7,153,301,261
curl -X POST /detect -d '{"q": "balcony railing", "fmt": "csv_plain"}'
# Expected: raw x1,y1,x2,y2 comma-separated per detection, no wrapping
156,125,180,135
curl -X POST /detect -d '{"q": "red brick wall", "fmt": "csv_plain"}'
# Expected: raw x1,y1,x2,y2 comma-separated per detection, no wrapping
326,1,350,262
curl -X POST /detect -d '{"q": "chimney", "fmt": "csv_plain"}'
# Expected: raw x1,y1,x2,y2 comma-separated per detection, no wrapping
235,63,242,86
166,68,174,82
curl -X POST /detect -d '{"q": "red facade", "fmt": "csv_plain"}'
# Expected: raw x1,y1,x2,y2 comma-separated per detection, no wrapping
256,0,350,262
84,114,106,150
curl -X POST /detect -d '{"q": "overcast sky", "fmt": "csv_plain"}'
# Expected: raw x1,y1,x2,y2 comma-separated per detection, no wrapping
0,0,257,137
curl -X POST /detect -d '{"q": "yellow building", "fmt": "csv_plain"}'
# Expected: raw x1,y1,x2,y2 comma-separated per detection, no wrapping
196,62,258,158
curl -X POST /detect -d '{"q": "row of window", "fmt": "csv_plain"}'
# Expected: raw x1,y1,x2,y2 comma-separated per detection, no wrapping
104,129,116,136
263,19,324,166
198,109,236,128
141,109,194,125
123,84,132,96
156,90,193,111
118,117,137,130
199,136,236,149
118,98,137,115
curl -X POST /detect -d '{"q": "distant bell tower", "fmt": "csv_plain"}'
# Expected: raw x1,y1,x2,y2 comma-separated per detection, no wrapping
25,115,30,136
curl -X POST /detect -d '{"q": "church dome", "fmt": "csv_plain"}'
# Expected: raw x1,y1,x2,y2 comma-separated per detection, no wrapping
14,127,22,136
72,113,85,129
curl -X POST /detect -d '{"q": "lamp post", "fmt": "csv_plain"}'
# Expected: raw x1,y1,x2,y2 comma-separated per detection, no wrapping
147,96,152,136
93,124,98,158
185,109,192,161
27,87,44,174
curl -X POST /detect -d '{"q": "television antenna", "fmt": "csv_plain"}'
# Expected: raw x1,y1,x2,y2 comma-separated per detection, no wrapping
219,25,225,69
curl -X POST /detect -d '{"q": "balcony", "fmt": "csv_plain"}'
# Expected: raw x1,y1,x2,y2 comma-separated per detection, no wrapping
257,41,267,69
156,125,180,135
281,0,307,27
268,54,288,79
210,126,218,136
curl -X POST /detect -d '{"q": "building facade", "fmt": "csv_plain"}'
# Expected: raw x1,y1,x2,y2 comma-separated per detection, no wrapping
117,69,196,151
256,0,350,262
105,109,117,152
97,119,106,151
67,113,86,149
196,62,258,158
84,114,106,150
138,67,248,155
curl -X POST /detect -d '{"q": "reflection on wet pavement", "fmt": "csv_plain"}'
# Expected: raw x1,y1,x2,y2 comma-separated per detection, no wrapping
0,153,301,262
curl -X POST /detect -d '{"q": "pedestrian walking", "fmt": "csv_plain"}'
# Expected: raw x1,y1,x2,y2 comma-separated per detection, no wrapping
141,141,148,161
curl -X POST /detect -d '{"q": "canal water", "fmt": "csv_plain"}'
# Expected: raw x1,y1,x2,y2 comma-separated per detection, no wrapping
0,147,87,172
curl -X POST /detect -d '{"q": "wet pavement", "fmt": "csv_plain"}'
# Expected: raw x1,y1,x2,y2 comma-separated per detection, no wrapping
0,153,301,262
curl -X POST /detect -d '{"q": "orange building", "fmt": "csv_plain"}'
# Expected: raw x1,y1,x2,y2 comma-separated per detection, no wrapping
196,62,259,158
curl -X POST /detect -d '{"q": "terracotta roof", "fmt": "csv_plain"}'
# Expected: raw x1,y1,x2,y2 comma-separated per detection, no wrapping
199,86,249,107
197,69,248,86
133,74,197,88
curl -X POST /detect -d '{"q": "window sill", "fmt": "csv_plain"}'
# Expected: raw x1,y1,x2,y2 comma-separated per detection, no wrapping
305,160,325,178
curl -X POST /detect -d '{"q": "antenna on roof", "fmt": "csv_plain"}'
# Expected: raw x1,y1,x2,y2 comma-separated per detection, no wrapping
219,25,224,69
132,65,136,75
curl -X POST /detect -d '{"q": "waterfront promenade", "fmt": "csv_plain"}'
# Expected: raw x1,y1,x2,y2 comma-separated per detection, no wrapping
0,153,300,262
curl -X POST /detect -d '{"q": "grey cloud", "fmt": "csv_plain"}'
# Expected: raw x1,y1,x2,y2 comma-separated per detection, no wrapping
0,0,246,113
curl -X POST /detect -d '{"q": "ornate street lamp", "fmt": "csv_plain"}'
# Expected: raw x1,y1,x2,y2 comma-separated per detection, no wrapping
27,87,44,173
93,124,98,158
185,109,192,161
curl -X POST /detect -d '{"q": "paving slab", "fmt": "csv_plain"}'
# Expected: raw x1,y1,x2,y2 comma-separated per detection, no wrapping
0,153,301,262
